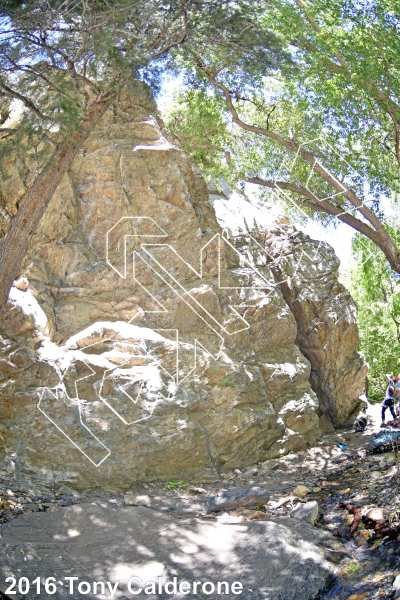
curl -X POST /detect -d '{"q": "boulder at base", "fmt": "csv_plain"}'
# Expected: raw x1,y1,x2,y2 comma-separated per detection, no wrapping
203,486,270,513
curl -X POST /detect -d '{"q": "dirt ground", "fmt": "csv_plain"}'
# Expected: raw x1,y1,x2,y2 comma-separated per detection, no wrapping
2,401,400,599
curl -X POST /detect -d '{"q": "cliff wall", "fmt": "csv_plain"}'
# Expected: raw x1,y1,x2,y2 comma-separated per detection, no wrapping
0,85,367,491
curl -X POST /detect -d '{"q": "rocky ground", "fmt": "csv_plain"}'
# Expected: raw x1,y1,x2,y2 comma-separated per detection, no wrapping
1,403,400,599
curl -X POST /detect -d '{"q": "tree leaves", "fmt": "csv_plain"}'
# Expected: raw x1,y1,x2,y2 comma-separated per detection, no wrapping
348,228,400,400
165,0,400,273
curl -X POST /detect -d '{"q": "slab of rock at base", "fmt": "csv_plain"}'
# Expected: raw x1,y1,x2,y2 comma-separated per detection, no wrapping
203,486,270,514
393,574,400,599
364,507,389,522
290,501,319,525
0,503,344,600
259,459,289,473
242,509,270,521
124,493,151,506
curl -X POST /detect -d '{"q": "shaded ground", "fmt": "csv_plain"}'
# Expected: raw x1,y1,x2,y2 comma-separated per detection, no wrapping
1,402,400,599
0,503,344,600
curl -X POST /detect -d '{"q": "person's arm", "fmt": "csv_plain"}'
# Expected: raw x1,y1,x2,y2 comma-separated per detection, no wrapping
386,374,394,382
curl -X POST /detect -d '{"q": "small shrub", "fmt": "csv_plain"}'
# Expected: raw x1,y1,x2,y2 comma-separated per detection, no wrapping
344,560,360,576
218,379,233,387
283,453,295,461
371,537,384,549
165,479,187,491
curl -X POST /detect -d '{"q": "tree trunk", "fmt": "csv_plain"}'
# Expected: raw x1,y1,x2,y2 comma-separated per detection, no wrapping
0,96,112,309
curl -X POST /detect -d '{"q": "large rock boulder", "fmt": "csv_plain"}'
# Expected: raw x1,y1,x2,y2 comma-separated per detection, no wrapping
211,192,368,428
0,84,366,491
271,231,368,426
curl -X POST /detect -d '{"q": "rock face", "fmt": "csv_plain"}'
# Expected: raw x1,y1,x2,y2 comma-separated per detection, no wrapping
203,486,270,514
220,217,368,428
0,84,366,491
267,231,368,426
290,500,319,525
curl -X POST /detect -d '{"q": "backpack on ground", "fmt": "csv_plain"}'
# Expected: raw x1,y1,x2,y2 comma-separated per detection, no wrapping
371,429,400,448
354,416,367,432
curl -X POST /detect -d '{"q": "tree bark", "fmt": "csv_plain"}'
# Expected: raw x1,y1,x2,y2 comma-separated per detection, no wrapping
0,96,112,309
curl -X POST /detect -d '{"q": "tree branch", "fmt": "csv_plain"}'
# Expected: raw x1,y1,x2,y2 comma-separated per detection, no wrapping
245,176,399,267
292,0,400,121
0,51,70,98
293,0,350,69
0,205,11,223
0,80,57,123
190,55,400,264
149,0,189,59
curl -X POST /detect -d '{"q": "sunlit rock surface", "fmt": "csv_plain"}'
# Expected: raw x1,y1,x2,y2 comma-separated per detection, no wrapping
0,84,366,490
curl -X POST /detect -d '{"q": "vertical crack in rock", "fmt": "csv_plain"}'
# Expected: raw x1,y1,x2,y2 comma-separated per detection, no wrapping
267,232,368,428
196,421,219,475
212,185,367,429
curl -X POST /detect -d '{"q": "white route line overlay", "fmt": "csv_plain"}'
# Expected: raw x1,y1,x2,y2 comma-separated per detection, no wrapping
37,332,180,465
271,135,375,269
37,215,306,467
37,387,111,468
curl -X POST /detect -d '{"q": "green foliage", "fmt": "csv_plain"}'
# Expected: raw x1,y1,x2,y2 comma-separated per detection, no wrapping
344,560,360,576
165,79,294,198
217,379,233,387
165,0,400,233
282,452,295,461
0,0,139,177
263,0,400,204
166,89,230,178
347,229,400,401
173,1,291,91
0,0,288,180
165,479,187,491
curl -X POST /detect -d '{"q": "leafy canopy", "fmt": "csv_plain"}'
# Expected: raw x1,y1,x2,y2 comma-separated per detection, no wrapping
264,0,400,207
0,0,287,178
166,0,400,241
347,229,400,401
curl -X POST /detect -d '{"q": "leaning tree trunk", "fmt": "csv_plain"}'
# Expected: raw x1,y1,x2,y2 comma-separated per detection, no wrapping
0,96,112,309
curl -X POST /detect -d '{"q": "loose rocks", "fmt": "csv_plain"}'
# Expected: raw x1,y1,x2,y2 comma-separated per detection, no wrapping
290,501,319,525
203,486,270,514
124,494,151,507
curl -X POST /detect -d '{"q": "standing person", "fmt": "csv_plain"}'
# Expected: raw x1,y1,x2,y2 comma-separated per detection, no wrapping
394,373,400,417
381,373,397,427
